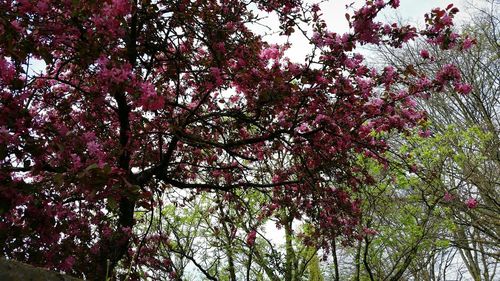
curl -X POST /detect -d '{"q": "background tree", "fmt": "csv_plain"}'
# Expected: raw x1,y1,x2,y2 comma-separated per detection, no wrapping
380,0,499,278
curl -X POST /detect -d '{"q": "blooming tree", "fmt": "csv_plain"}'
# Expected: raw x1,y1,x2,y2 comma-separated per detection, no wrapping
0,0,470,279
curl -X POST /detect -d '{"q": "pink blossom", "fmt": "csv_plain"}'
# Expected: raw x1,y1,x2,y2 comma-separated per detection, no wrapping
83,131,96,142
455,83,473,95
435,64,461,84
316,75,328,84
106,0,131,17
311,32,323,46
60,256,76,271
443,192,454,202
465,198,478,209
383,66,397,85
229,95,240,103
87,141,101,155
210,67,224,86
36,1,49,14
363,227,378,236
246,230,257,246
102,226,113,238
344,58,357,69
214,42,225,53
211,170,222,177
257,149,264,160
353,6,382,44
297,122,309,133
418,129,431,137
70,154,83,170
259,45,280,60
187,101,198,110
314,114,330,125
90,244,100,255
441,15,453,26
0,57,16,84
10,20,23,32
382,24,392,34
420,49,430,59
462,37,475,50
403,97,417,107
272,175,281,183
370,98,384,108
409,164,418,173
390,0,400,8
138,82,164,111
16,0,32,13
225,21,236,30
121,227,132,236
96,55,109,68
415,77,432,93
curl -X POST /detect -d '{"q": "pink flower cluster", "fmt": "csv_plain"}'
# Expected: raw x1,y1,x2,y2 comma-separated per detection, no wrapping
465,198,478,209
246,230,257,246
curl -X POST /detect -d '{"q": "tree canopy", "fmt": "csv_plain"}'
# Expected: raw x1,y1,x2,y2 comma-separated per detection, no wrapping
0,0,476,279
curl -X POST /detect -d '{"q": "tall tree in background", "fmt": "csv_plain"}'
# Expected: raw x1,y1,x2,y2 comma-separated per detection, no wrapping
0,0,471,279
345,1,499,280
